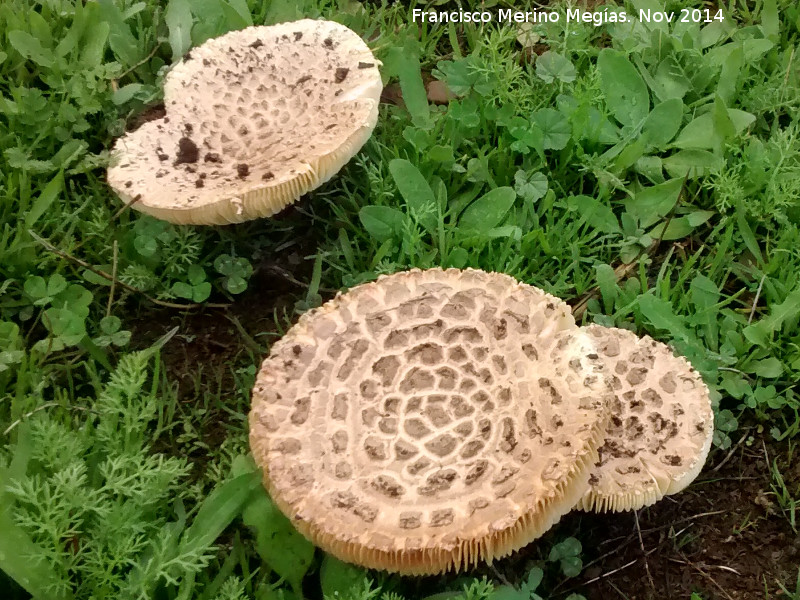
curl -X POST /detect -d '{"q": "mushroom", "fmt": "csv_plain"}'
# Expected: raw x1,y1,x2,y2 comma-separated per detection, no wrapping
249,268,613,574
107,20,382,225
575,325,714,513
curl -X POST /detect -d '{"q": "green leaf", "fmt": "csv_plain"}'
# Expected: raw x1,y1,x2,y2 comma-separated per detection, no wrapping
752,357,783,378
383,47,431,128
561,556,583,578
625,178,683,228
549,537,582,560
637,294,694,344
514,170,548,204
359,205,405,243
43,307,86,345
743,286,800,346
491,585,527,600
25,171,63,228
181,473,261,555
663,149,723,179
532,108,571,150
597,49,650,127
458,187,516,233
166,0,194,61
172,282,194,300
715,409,738,432
224,276,247,295
187,265,206,286
242,486,314,596
8,30,54,67
100,315,121,335
113,83,145,105
761,0,779,41
673,109,755,150
320,555,366,599
653,56,691,101
567,195,620,234
649,210,713,241
595,264,618,311
80,20,110,67
446,247,469,268
642,99,684,148
536,51,576,83
389,159,436,231
97,0,143,65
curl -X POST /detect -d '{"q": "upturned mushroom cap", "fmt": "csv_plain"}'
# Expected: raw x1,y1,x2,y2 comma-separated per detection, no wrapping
250,268,612,574
107,20,382,225
575,325,714,513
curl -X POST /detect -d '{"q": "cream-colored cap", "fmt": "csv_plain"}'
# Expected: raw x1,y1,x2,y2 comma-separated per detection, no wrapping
107,19,382,224
249,268,612,574
576,325,714,513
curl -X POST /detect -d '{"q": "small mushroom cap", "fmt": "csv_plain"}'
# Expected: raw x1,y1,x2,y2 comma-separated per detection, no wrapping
107,19,382,224
575,325,714,513
250,268,612,574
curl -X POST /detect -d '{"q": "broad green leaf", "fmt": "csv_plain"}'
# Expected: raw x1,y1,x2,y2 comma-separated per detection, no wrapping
531,108,571,150
663,149,723,179
187,264,206,285
113,83,144,105
642,99,683,148
359,206,404,242
43,307,86,345
25,172,62,228
80,20,110,67
715,409,738,432
490,585,528,600
566,195,620,234
389,159,436,231
97,0,143,64
383,47,431,128
637,294,694,344
597,49,650,127
761,0,779,41
172,282,194,299
446,247,469,268
752,357,782,378
595,264,618,311
717,45,743,105
220,0,252,28
549,537,581,560
8,30,54,67
690,274,719,348
320,555,366,599
242,486,314,595
458,187,516,233
0,509,69,600
536,51,576,83
653,56,691,101
181,473,261,554
648,210,713,241
514,170,548,203
673,109,756,150
166,0,193,61
625,178,683,228
743,286,800,346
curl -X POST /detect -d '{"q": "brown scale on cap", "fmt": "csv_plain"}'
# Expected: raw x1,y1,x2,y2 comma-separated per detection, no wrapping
107,20,382,225
250,268,613,575
575,325,714,513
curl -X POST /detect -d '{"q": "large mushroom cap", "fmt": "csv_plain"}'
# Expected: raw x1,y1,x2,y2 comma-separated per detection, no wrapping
250,268,612,574
107,19,382,225
576,325,714,513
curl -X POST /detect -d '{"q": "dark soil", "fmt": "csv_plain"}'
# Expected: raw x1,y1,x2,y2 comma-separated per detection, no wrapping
551,434,800,599
126,102,166,132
